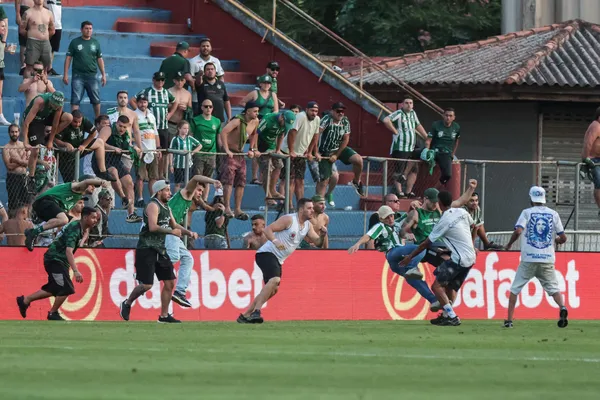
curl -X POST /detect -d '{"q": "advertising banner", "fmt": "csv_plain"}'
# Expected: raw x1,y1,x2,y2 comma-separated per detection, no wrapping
0,248,593,321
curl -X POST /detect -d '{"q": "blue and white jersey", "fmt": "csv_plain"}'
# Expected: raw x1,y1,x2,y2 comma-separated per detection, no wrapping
515,206,564,263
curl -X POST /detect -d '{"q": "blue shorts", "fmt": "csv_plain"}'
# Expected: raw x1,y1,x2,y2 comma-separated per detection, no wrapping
591,158,600,189
71,74,101,106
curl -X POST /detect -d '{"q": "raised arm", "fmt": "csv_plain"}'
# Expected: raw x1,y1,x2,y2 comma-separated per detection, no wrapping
451,179,477,208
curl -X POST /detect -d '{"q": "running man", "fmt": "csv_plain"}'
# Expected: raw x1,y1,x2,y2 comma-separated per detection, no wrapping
169,175,221,308
22,91,72,192
503,186,569,328
400,191,477,326
24,175,107,251
119,180,197,323
348,205,440,311
237,198,327,323
17,206,99,321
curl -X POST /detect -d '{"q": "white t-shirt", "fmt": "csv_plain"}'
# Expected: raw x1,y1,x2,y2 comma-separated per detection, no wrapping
515,206,564,263
189,55,225,77
45,1,62,30
281,112,320,155
429,207,476,268
135,109,158,151
257,213,311,264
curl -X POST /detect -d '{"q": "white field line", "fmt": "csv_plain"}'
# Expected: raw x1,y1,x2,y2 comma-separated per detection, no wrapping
1,343,599,364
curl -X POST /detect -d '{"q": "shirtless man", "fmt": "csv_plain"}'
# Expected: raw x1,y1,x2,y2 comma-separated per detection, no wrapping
0,206,33,246
582,106,600,217
2,124,30,210
18,60,55,107
15,0,35,75
243,214,268,250
220,102,260,220
300,195,330,249
19,0,55,77
168,72,193,126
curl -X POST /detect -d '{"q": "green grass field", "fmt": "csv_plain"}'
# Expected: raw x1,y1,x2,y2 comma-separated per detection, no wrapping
1,320,599,399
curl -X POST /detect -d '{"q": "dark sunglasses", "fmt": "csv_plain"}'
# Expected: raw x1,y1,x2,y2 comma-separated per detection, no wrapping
155,78,165,81
203,105,213,109
387,199,400,203
33,68,44,73
270,67,280,71
335,109,345,114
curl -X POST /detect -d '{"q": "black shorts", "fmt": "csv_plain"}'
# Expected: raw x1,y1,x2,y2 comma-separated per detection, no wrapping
158,128,171,150
135,248,176,285
0,68,4,81
42,259,75,297
434,260,472,291
435,152,453,183
256,252,282,284
32,196,64,222
19,6,28,47
173,167,189,184
50,29,62,53
28,119,51,146
391,149,421,177
98,153,129,179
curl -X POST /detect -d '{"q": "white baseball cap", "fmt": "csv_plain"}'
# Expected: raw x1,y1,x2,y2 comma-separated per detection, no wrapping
529,186,546,204
152,180,170,196
378,205,394,219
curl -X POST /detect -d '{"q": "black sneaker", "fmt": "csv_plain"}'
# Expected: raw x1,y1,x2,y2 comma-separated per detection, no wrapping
172,291,191,308
24,228,37,252
485,242,505,250
504,320,514,328
158,314,181,323
236,314,252,324
122,198,130,209
16,295,29,318
119,300,131,321
397,174,407,185
96,170,116,182
352,180,365,197
430,313,448,325
440,316,461,326
48,68,60,76
47,311,65,321
407,192,416,199
134,199,145,208
247,310,264,324
558,307,569,328
126,213,143,223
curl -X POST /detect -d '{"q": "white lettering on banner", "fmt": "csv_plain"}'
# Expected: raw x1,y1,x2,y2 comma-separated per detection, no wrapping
187,271,200,309
453,253,580,319
229,269,252,309
201,251,226,309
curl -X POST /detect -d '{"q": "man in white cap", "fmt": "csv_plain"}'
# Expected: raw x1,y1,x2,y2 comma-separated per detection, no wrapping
119,180,197,323
503,186,569,328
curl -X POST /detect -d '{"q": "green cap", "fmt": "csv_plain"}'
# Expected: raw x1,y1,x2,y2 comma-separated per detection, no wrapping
424,188,439,202
98,188,112,199
176,41,190,50
49,91,65,107
282,110,296,132
257,74,272,84
311,195,325,203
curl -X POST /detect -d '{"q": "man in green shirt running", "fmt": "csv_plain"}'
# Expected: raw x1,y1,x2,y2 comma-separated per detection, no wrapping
168,174,222,308
17,206,100,321
257,110,295,202
24,174,108,251
190,99,221,199
119,180,197,323
426,108,460,187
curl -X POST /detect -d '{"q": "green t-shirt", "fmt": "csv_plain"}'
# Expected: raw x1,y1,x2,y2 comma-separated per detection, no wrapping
24,93,56,122
138,198,172,253
256,76,278,94
44,221,83,268
57,117,95,147
190,115,221,153
205,209,228,236
159,52,191,90
66,37,103,76
413,208,441,244
367,222,401,253
36,183,82,213
318,114,351,155
135,86,175,130
428,120,460,154
168,191,192,226
257,112,285,152
254,90,275,116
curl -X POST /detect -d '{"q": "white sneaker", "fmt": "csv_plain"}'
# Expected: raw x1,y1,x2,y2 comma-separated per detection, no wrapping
0,114,10,126
404,267,423,280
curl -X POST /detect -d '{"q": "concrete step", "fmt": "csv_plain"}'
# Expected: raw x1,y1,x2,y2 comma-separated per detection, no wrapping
0,5,172,31
115,18,189,35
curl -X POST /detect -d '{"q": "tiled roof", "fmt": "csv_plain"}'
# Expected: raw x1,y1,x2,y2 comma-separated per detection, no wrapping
349,20,600,87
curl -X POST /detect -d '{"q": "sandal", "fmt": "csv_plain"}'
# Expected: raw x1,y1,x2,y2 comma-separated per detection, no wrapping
235,212,249,221
250,179,262,185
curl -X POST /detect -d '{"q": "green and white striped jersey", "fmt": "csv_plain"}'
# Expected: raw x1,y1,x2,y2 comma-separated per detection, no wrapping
318,114,351,155
135,86,175,130
170,135,201,169
367,222,401,253
464,205,484,227
388,109,421,153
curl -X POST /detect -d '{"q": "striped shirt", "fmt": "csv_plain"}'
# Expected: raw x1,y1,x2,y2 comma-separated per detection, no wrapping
367,222,401,253
318,114,351,155
170,135,200,169
464,205,484,227
135,109,158,151
136,86,175,130
388,109,420,153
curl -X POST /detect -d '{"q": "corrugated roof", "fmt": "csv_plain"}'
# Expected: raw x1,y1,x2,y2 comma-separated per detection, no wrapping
349,20,600,87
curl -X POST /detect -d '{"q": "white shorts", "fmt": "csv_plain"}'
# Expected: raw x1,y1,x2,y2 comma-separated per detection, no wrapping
510,262,560,296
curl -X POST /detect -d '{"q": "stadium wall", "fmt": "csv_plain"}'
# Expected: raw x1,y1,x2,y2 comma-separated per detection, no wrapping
1,248,593,321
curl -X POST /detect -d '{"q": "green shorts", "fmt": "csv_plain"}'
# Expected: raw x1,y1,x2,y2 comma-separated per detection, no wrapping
309,147,357,182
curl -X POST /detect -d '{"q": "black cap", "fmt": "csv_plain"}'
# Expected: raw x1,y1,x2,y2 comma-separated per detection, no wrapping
199,37,211,44
153,71,166,80
137,93,148,101
244,101,259,111
331,102,346,110
307,101,319,109
267,61,280,70
174,71,185,80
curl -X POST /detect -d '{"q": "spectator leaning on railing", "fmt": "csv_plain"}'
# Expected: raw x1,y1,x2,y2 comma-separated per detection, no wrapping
169,120,202,192
425,108,460,188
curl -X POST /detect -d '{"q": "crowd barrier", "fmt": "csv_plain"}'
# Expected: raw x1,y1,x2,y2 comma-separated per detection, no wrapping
0,249,594,321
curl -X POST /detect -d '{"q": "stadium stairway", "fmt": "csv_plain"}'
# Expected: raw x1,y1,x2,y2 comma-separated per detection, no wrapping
0,3,374,248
